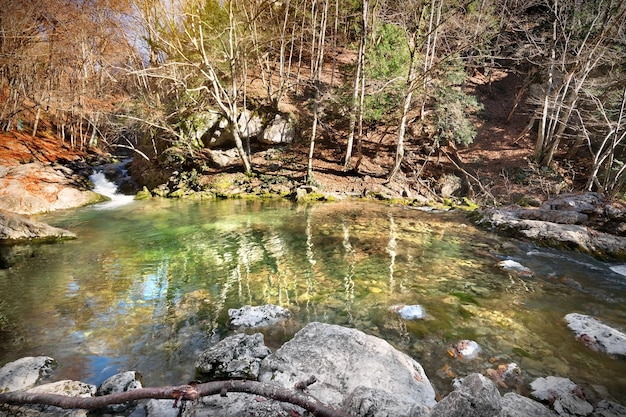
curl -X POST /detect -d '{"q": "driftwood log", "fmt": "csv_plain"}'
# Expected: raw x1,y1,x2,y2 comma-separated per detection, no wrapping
0,377,353,417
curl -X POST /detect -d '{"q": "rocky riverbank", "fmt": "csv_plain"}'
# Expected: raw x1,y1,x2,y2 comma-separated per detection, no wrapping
477,192,626,260
1,306,625,417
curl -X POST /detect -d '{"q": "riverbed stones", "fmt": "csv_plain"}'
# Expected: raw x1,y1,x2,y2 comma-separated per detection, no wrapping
228,304,291,328
258,322,437,416
0,356,56,392
0,210,76,242
195,333,271,380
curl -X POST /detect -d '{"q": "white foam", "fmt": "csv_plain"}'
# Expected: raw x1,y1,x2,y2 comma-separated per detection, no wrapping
90,171,135,209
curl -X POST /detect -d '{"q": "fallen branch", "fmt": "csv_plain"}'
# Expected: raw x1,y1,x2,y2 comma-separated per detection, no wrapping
0,378,352,417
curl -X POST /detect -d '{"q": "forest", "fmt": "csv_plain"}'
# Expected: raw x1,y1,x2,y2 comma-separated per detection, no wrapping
2,0,626,203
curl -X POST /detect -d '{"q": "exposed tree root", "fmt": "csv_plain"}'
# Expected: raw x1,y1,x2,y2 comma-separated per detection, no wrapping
0,378,353,417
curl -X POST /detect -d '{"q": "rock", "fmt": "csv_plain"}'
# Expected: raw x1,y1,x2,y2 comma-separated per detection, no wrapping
237,109,263,139
477,193,626,259
195,333,271,381
0,356,56,392
228,304,291,328
592,400,626,417
27,380,95,397
207,148,240,169
181,392,298,417
530,376,579,402
145,399,180,417
259,114,295,145
553,391,593,416
431,373,502,417
345,386,430,417
0,210,76,242
497,259,534,277
501,392,557,417
609,264,626,276
96,371,143,413
388,304,426,320
0,380,96,417
258,322,436,416
449,340,482,359
438,174,463,197
563,313,626,358
529,375,594,416
0,163,102,215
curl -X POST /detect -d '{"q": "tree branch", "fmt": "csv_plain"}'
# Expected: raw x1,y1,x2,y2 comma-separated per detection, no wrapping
0,378,353,417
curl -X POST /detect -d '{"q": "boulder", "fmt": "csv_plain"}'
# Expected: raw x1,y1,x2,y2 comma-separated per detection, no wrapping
0,210,76,242
95,371,143,413
228,304,291,328
530,376,594,416
237,109,263,139
0,163,102,215
564,313,626,358
501,392,557,417
195,333,271,381
0,356,56,392
430,373,501,417
258,322,436,416
259,114,295,145
207,148,240,169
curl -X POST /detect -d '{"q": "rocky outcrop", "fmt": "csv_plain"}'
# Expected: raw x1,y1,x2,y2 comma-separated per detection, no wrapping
0,163,103,215
477,193,626,259
0,210,76,242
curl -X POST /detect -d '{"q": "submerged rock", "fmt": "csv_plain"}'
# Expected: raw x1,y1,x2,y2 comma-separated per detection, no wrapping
449,340,482,359
564,313,626,358
228,304,291,328
498,259,534,277
389,304,427,319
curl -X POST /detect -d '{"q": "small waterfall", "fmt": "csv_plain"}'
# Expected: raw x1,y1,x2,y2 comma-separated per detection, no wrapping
90,170,135,209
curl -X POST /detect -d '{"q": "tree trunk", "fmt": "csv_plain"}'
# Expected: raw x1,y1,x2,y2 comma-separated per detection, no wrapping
344,0,368,171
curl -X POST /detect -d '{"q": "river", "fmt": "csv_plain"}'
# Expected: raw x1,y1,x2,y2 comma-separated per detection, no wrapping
0,194,625,400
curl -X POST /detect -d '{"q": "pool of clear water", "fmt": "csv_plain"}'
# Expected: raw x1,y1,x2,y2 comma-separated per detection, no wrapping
1,198,625,400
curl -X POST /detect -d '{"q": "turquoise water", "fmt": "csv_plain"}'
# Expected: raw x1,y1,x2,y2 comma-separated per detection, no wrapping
0,198,625,400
